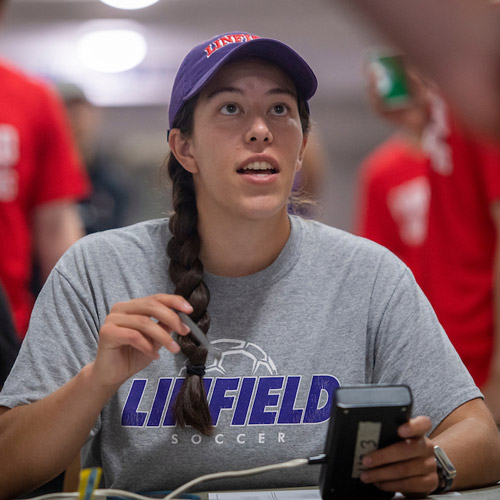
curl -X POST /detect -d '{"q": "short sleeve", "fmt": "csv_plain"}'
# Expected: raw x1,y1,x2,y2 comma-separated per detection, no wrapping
0,263,99,408
369,263,481,432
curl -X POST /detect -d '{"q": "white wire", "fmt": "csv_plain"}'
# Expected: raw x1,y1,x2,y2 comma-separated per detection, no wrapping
164,458,309,500
95,489,162,499
26,458,309,500
95,489,159,499
24,489,161,500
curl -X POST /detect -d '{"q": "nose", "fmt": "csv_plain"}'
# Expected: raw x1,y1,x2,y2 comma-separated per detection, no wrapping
245,116,273,144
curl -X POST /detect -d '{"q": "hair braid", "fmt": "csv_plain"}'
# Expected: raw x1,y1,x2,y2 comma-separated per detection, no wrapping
166,97,213,436
167,159,213,435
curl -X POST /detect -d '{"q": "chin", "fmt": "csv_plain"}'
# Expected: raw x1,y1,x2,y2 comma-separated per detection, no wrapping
239,200,288,221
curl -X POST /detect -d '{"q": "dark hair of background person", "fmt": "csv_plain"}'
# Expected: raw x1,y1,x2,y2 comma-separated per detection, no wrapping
165,91,311,435
0,283,20,389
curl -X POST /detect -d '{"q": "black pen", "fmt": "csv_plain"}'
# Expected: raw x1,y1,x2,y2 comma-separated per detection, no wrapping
177,311,222,360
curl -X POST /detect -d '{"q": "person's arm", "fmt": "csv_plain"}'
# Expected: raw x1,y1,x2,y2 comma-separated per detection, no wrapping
0,294,193,500
363,257,500,496
63,453,81,493
481,201,500,424
33,200,85,282
348,0,500,138
0,364,116,498
360,398,500,496
431,399,500,489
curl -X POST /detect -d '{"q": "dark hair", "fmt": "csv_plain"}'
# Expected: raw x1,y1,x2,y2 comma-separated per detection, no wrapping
166,91,311,436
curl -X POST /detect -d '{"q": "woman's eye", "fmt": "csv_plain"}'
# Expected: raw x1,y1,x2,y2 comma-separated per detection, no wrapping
220,103,240,115
271,104,289,116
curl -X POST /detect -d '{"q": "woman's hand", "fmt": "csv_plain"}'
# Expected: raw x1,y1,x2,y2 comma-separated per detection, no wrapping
359,416,439,497
91,294,193,388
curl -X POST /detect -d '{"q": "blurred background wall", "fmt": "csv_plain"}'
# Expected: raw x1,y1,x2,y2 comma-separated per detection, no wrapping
0,0,397,231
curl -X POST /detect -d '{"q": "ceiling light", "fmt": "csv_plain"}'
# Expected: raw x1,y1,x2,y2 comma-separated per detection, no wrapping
99,0,160,9
77,29,147,73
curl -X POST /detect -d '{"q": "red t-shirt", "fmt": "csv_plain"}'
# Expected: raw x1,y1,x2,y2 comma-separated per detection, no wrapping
420,94,500,387
0,61,89,337
355,135,430,285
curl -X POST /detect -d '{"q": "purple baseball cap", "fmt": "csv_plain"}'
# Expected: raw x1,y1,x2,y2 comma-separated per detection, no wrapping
168,31,318,129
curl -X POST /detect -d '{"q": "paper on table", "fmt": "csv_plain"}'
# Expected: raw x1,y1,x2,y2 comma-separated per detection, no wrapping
208,490,321,500
208,490,462,500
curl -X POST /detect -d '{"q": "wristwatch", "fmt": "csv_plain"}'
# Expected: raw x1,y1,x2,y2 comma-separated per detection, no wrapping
432,445,457,494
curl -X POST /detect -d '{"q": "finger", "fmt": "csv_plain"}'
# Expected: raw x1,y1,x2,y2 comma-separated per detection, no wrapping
154,306,192,336
398,416,432,439
364,436,434,470
111,295,192,336
109,313,181,353
150,332,179,354
153,293,193,313
112,294,192,315
373,471,438,495
151,338,163,351
122,328,162,359
101,323,160,359
361,454,436,484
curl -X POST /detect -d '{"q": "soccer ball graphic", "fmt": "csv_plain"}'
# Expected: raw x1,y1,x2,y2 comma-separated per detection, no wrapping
178,339,278,377
207,339,278,376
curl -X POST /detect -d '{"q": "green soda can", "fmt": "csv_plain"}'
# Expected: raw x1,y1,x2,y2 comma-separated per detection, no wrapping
367,50,413,109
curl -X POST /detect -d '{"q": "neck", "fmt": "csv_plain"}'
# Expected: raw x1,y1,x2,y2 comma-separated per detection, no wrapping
197,209,291,277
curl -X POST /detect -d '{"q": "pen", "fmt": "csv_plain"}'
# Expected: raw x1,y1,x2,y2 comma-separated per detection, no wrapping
177,311,222,360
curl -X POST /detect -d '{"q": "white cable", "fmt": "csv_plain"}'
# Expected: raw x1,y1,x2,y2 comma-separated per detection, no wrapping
95,489,161,499
24,489,159,500
164,458,309,500
95,489,158,499
26,458,309,500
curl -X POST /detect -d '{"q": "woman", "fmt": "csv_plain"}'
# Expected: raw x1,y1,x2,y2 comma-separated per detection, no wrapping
0,32,499,499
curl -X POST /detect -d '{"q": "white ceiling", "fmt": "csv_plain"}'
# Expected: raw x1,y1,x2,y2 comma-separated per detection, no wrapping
0,0,387,106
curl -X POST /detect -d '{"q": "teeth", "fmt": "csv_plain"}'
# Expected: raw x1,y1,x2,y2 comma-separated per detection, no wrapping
242,161,274,171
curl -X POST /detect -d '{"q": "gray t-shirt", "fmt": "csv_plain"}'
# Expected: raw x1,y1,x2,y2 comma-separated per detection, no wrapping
0,216,480,492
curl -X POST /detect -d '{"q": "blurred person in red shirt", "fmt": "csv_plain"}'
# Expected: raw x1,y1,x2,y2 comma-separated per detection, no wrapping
0,0,89,338
421,90,500,423
357,56,500,423
356,62,431,285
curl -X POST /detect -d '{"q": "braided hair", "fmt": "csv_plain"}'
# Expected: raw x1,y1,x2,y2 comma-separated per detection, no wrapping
166,95,213,435
167,90,311,436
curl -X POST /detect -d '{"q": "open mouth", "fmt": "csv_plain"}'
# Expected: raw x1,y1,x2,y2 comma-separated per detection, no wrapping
237,161,278,175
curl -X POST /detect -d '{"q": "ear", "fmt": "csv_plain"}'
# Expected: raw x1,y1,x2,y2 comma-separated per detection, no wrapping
168,128,199,174
295,133,309,173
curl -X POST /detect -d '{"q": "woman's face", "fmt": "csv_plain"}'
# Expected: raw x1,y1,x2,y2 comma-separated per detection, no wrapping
176,58,308,224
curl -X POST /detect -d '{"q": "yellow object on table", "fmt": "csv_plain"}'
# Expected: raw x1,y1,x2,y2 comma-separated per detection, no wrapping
78,467,102,500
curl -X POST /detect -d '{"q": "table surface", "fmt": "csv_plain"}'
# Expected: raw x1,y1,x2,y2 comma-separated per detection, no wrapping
429,483,500,499
198,483,500,500
17,482,500,499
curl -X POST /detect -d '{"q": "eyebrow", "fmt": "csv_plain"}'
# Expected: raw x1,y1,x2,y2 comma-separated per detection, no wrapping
206,86,297,100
